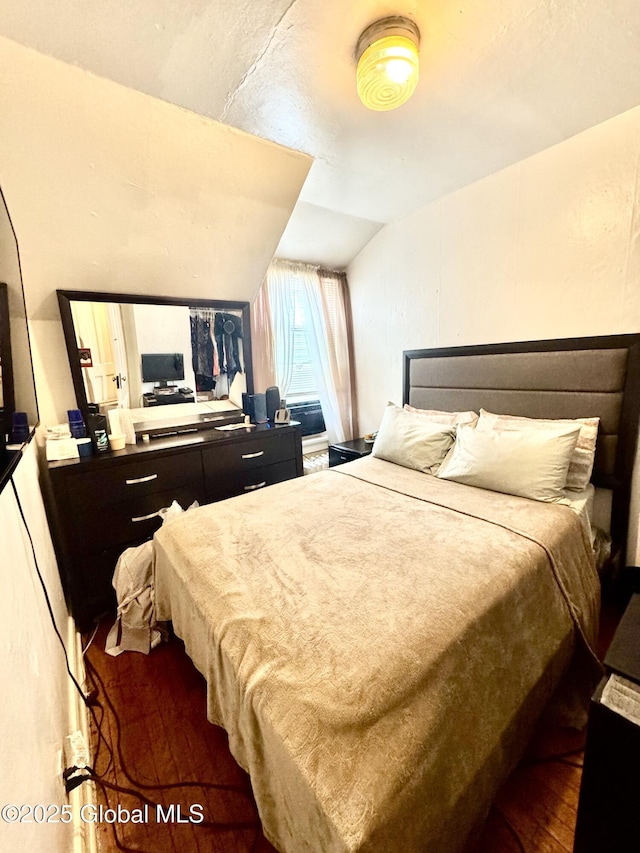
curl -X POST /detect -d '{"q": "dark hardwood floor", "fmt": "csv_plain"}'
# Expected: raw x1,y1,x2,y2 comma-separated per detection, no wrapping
85,624,275,853
85,596,625,853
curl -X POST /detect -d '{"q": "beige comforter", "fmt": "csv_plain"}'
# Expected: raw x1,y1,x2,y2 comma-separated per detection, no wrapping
154,455,601,853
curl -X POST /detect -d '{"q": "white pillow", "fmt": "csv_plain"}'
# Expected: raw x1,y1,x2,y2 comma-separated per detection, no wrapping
403,405,479,428
437,423,581,502
476,409,599,492
372,403,456,474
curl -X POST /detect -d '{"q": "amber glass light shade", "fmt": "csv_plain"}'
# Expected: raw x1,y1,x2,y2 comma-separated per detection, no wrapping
356,17,420,111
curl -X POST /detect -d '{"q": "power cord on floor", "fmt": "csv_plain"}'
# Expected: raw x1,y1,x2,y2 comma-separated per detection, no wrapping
82,622,101,657
11,477,262,852
92,776,262,853
522,745,585,769
494,805,527,853
83,640,262,852
84,652,257,799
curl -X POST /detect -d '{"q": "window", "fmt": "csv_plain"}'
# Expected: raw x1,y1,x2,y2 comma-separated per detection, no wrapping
253,260,356,444
282,276,343,401
287,282,317,400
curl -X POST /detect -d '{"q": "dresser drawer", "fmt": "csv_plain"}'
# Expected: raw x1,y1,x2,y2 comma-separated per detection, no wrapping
48,425,302,631
67,451,204,511
328,447,356,467
206,459,299,502
67,483,205,556
203,430,296,478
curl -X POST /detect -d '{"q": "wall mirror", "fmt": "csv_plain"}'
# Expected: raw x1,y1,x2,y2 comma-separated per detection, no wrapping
57,290,254,430
0,186,39,489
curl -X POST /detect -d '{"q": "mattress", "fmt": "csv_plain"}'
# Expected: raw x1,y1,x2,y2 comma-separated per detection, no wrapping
560,483,596,545
153,455,601,853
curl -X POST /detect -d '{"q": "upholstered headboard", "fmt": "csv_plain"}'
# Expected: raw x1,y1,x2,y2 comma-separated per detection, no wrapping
403,334,640,562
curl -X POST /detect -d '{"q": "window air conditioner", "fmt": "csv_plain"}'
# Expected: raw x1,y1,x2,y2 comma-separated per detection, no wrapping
287,400,326,436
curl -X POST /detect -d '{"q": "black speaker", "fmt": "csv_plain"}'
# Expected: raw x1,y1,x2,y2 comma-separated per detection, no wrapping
242,393,268,424
265,386,281,423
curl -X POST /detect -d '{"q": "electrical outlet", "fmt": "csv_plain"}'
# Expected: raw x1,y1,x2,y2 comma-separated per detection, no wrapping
64,730,89,770
56,748,64,786
63,731,91,793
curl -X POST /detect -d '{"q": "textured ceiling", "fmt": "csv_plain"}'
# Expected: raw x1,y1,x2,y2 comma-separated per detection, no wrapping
2,0,640,268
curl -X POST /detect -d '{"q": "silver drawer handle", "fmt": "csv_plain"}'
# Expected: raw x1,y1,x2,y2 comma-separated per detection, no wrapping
244,481,267,491
241,450,264,459
125,473,158,485
131,511,159,523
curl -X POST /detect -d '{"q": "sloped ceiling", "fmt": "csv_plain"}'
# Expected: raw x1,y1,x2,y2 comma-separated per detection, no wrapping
2,0,640,268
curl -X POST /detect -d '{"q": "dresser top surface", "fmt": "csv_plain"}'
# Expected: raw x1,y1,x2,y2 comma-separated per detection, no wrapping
48,422,300,474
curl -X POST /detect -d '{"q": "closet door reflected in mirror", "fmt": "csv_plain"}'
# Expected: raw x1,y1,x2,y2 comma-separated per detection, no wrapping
58,291,253,422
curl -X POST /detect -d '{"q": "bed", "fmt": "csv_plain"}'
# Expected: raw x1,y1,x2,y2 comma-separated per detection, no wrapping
153,334,640,853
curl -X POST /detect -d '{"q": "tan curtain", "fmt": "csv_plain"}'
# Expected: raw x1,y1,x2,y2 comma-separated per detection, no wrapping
252,260,357,443
317,269,358,442
250,281,276,394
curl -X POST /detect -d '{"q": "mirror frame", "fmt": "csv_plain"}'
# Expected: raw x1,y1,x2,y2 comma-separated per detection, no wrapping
57,289,254,420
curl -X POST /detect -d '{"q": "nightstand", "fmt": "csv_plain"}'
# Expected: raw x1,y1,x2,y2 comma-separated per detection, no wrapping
574,594,640,851
328,438,373,467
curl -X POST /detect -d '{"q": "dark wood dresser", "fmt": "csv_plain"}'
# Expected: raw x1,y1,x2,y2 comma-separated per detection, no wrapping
48,423,302,631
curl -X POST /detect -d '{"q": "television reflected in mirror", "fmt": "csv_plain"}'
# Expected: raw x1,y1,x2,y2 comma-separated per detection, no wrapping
141,353,185,387
57,290,254,432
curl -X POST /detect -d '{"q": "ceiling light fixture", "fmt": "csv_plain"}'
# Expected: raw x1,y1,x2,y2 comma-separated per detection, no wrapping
356,16,420,112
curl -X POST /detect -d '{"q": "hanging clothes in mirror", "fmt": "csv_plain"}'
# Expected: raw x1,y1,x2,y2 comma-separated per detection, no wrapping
190,309,217,393
214,312,244,390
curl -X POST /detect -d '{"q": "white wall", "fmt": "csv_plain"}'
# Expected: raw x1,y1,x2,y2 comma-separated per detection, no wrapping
0,442,72,853
0,36,311,428
348,104,640,561
133,303,195,397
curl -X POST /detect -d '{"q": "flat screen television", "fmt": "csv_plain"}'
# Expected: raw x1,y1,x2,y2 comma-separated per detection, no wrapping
141,352,185,387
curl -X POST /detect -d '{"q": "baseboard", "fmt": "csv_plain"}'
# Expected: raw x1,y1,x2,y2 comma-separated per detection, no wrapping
67,616,98,853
